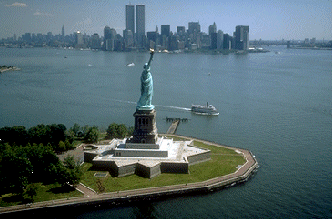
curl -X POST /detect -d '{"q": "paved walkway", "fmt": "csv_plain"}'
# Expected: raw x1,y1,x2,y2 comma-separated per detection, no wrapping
0,135,258,215
75,183,98,198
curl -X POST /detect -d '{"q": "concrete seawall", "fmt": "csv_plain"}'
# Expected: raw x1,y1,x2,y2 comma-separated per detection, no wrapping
0,135,258,216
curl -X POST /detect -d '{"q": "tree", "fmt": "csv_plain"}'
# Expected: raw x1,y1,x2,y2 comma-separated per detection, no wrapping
84,127,99,143
70,123,81,137
27,124,68,148
117,124,128,138
60,156,82,186
106,123,118,139
58,141,66,152
0,126,28,146
0,146,33,195
49,124,66,145
22,183,38,203
65,139,74,150
106,123,128,139
28,124,50,145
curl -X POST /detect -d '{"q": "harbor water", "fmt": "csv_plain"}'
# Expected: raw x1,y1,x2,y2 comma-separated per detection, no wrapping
0,46,331,218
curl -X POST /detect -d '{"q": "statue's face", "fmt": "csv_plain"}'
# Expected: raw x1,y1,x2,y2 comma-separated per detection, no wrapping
144,63,148,69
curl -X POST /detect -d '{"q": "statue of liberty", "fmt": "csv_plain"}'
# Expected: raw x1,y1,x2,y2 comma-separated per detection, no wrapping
137,49,155,110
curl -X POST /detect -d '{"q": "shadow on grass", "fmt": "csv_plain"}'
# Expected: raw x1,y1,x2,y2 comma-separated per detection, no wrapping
47,185,76,194
1,194,22,206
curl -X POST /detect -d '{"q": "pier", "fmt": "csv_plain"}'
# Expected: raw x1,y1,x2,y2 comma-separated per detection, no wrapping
166,120,179,134
166,117,188,122
165,117,188,134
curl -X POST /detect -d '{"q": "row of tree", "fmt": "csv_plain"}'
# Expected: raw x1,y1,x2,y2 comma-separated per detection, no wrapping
0,123,135,150
0,122,134,203
67,123,134,143
0,124,74,152
105,123,134,140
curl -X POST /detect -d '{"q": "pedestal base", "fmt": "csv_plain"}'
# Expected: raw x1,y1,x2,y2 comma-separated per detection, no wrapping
129,109,158,144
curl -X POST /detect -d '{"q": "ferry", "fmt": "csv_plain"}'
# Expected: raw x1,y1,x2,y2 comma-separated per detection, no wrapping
126,62,135,67
191,102,219,115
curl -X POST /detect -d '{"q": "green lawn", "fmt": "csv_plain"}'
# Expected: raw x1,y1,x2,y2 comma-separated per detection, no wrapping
81,140,246,193
0,139,246,207
0,183,83,207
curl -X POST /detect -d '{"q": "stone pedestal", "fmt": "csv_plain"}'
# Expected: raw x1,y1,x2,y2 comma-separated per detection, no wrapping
129,109,158,144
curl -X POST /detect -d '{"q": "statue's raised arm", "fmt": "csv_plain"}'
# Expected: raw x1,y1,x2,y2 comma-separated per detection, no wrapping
147,48,154,67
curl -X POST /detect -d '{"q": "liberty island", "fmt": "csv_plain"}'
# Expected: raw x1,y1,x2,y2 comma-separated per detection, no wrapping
84,49,213,178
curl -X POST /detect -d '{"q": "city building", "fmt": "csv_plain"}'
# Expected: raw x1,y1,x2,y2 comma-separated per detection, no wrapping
147,31,158,49
211,33,218,49
177,26,186,35
161,25,170,49
90,33,101,49
310,37,316,44
74,31,84,48
161,25,170,37
223,33,232,50
104,26,117,51
188,22,201,35
234,25,249,50
217,30,223,50
125,4,135,35
136,5,146,48
208,22,217,36
188,22,201,47
123,29,134,48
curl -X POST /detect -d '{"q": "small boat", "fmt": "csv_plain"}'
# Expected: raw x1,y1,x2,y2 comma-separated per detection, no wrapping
126,62,135,67
191,102,219,115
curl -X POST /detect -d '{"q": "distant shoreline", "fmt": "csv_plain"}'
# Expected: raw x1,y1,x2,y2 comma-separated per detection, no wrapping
290,46,332,50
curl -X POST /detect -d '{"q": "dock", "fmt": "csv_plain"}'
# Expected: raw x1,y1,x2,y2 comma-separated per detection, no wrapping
166,117,188,134
166,120,180,134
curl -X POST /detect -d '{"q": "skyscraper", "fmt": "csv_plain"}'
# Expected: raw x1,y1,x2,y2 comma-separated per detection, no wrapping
234,25,249,50
136,5,145,47
104,26,116,51
177,26,185,35
74,31,84,48
90,33,101,49
188,22,201,35
208,22,217,36
62,25,64,37
161,25,170,37
126,4,135,34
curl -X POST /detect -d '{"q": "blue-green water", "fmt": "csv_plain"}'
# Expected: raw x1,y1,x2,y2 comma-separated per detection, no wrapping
1,47,332,218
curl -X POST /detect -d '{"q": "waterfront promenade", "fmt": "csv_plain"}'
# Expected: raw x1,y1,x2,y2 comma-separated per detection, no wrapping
0,135,258,215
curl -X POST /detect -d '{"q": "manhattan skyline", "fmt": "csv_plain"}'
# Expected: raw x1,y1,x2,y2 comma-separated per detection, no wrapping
0,0,331,40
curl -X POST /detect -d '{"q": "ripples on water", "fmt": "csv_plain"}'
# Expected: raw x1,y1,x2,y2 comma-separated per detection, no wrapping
1,47,331,218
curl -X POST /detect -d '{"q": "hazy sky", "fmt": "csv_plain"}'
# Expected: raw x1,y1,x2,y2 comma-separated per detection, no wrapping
0,0,331,40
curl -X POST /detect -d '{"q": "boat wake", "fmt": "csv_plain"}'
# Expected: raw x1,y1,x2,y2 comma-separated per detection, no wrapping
112,99,136,105
156,105,191,111
109,99,191,112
